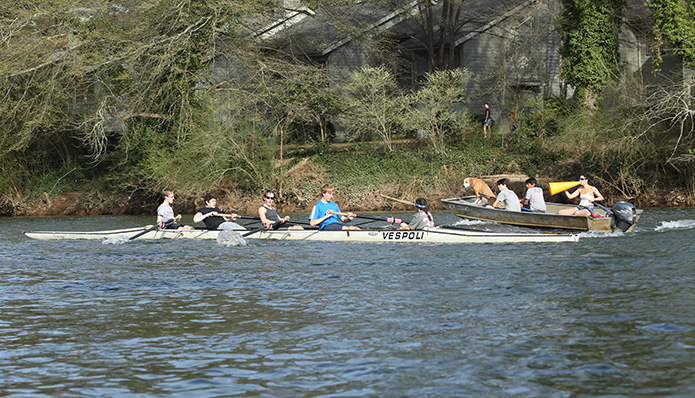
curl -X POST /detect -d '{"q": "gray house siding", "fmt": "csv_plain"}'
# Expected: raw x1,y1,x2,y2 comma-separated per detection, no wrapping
327,41,371,78
211,0,654,137
459,0,566,125
462,35,504,110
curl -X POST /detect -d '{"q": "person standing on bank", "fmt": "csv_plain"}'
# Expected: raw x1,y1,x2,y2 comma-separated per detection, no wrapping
491,178,521,211
399,198,435,230
558,173,604,216
258,190,303,230
309,184,360,230
520,177,546,213
156,188,193,230
193,192,245,230
483,103,492,138
509,111,518,133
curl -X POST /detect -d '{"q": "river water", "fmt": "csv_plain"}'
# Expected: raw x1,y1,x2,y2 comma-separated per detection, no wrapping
1,209,693,397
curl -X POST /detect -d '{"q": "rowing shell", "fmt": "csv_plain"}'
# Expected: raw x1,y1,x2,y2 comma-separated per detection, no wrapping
24,227,579,243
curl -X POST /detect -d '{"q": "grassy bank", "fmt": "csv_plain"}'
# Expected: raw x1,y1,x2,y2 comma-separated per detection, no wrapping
6,131,692,218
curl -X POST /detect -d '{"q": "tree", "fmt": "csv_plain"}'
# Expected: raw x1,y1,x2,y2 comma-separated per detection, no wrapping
340,66,404,151
405,68,469,153
0,0,270,196
402,0,518,71
558,0,627,108
644,0,695,68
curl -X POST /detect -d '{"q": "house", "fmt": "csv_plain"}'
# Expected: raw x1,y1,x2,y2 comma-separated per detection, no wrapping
212,0,661,133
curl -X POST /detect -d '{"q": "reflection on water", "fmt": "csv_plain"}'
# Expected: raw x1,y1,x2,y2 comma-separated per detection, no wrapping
1,209,693,397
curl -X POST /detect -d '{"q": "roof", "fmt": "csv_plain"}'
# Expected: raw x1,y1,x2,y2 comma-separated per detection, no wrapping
256,0,540,57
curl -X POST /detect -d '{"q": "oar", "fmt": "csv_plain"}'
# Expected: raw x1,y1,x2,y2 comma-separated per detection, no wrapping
380,194,413,206
237,214,260,220
241,221,280,237
129,218,174,241
331,215,492,235
331,211,403,224
213,214,264,229
217,213,242,219
238,214,312,226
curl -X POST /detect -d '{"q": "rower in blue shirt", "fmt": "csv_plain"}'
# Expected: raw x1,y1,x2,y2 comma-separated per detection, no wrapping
309,184,360,230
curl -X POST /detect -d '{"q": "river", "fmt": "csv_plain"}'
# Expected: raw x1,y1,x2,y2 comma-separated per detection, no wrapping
1,209,693,397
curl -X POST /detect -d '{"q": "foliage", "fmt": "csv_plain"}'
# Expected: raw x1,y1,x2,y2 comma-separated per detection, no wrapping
270,66,343,144
0,0,269,198
0,0,692,211
313,140,514,193
404,69,469,153
513,76,694,201
558,0,626,108
518,96,575,139
338,66,405,151
644,0,695,68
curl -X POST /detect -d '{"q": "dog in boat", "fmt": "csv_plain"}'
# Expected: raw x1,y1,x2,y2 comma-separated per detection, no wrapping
463,177,495,204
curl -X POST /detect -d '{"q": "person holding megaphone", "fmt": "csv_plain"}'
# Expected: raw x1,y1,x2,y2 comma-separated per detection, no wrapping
558,173,604,216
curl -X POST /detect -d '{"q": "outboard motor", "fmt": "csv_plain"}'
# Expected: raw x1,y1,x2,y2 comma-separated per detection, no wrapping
611,201,638,232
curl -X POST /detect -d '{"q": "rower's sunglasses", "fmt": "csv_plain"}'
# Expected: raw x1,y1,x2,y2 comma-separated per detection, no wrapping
264,196,275,200
579,177,587,180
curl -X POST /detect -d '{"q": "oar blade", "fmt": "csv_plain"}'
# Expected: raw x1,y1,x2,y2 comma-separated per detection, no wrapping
217,230,248,246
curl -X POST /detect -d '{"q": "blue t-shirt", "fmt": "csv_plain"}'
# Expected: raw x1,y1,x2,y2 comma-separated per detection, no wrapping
309,200,342,229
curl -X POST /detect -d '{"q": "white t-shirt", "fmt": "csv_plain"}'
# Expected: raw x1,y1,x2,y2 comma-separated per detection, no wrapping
157,202,175,221
524,187,546,212
497,189,521,212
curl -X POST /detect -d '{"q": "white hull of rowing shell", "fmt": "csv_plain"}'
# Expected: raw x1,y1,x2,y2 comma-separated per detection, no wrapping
24,227,579,243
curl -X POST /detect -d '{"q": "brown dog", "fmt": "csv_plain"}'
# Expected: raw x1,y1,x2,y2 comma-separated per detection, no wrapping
463,177,495,204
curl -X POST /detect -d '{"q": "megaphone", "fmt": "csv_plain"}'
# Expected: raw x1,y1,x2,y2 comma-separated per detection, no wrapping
548,181,581,196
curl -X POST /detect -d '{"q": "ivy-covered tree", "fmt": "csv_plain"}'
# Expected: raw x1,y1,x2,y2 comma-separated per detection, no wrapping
558,0,627,108
644,0,695,68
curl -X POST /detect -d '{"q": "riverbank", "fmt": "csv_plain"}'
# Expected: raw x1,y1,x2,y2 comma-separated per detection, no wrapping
3,137,693,218
6,172,693,218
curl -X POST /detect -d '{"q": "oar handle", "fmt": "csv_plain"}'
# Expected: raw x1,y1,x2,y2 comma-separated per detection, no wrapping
332,211,402,224
330,211,354,217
